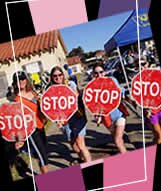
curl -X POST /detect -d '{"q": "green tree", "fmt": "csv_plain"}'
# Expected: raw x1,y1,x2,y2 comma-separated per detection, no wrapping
68,46,84,57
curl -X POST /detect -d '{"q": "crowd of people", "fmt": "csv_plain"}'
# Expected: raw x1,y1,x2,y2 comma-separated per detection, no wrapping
124,48,161,145
3,61,130,177
123,48,161,145
3,49,160,179
110,46,160,84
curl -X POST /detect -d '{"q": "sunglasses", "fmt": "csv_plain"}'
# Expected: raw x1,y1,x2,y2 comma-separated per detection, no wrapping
141,62,147,66
94,70,104,75
53,73,63,78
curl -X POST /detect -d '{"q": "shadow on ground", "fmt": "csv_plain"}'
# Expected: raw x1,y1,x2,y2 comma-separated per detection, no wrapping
46,125,154,169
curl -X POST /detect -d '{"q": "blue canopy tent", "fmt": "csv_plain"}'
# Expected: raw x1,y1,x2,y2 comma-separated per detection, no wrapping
104,8,153,92
104,8,152,51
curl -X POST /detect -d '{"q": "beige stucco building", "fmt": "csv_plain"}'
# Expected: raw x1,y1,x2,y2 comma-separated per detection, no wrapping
67,56,83,75
0,30,68,98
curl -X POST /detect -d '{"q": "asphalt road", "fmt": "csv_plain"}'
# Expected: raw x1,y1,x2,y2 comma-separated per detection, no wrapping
0,72,154,180
30,73,154,174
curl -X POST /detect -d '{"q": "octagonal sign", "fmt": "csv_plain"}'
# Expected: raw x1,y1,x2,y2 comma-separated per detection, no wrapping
0,102,36,142
41,85,78,121
131,69,161,108
83,77,121,115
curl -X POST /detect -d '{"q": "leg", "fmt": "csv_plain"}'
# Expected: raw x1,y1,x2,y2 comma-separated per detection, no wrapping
71,141,80,153
113,117,127,153
114,126,127,153
71,141,82,158
29,130,48,174
40,165,48,174
63,124,81,158
67,117,91,162
75,136,92,162
63,124,84,163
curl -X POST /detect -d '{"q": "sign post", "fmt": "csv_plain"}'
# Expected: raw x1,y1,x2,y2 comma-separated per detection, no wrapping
41,85,78,121
0,103,35,142
83,77,121,115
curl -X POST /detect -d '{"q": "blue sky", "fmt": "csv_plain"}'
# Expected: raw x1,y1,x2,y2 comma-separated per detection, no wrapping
60,11,132,53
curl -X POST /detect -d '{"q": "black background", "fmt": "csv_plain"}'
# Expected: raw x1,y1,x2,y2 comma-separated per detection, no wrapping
82,163,103,191
85,0,100,21
0,0,35,43
0,1,36,190
149,1,161,191
0,0,161,190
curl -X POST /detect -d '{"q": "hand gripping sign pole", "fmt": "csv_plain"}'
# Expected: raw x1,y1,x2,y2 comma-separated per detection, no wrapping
41,85,78,122
83,77,121,116
0,102,36,142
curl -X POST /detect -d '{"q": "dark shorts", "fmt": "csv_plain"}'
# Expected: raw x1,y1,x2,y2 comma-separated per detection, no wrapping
63,123,86,142
21,128,48,167
63,116,87,142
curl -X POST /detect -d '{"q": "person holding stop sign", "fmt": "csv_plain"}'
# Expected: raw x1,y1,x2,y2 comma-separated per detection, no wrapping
46,66,91,164
137,61,161,144
91,62,127,153
12,71,48,174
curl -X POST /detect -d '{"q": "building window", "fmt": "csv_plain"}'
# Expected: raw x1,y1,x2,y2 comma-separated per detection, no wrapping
72,66,77,73
22,61,43,84
22,61,43,74
0,72,8,98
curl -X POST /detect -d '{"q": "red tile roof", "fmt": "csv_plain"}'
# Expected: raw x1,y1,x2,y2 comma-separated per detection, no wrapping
67,56,81,66
0,30,58,64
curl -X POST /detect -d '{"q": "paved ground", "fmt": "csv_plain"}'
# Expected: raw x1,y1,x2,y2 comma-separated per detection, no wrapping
5,72,154,178
31,73,154,174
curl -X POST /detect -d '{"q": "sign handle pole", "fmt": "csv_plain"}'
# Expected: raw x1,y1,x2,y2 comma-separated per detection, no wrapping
117,47,131,97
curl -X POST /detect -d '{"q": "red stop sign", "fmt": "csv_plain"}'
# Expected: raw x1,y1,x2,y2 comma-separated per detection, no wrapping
131,69,161,108
41,85,78,121
83,77,121,115
0,102,36,142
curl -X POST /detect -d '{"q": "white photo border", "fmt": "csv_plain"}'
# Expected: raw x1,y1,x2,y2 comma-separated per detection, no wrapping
5,0,147,190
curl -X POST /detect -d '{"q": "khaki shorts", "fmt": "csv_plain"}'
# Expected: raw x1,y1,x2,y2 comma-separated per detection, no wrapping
115,117,126,126
109,117,126,133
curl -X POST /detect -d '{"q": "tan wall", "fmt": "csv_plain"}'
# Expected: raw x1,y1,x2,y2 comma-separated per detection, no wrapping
0,40,67,87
